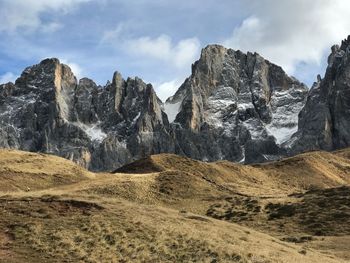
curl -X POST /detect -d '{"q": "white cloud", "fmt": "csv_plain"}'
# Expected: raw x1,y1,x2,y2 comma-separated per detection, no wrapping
0,72,17,84
41,22,64,33
0,0,91,33
153,79,183,102
102,25,201,70
102,25,201,100
127,35,200,69
61,59,83,79
101,23,126,43
224,0,350,74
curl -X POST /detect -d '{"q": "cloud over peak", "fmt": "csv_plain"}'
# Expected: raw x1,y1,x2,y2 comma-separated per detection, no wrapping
224,0,350,75
102,24,201,70
126,35,200,69
0,72,17,84
1,0,350,100
0,0,91,33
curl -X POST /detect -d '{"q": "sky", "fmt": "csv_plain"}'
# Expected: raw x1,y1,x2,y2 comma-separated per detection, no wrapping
0,0,350,101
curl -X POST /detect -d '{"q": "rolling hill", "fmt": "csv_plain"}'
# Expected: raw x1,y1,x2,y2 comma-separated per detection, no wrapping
0,148,350,262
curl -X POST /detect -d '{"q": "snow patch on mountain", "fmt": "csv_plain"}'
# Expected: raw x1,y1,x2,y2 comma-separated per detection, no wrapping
205,86,236,125
164,100,182,123
73,122,107,142
266,88,307,145
132,112,141,124
266,125,298,145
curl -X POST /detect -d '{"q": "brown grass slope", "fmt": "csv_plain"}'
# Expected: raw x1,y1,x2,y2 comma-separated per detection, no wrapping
116,150,350,196
1,194,341,263
0,149,94,192
108,149,350,260
0,149,350,262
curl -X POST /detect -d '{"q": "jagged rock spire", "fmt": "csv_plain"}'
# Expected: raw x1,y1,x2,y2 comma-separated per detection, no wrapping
3,35,350,171
290,35,350,153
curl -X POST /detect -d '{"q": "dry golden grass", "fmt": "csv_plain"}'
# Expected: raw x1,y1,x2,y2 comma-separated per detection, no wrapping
0,149,94,192
0,195,343,263
0,148,350,262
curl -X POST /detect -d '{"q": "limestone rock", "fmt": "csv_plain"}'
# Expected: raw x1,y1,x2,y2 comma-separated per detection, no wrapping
0,42,320,170
290,36,350,153
165,45,308,163
0,58,172,171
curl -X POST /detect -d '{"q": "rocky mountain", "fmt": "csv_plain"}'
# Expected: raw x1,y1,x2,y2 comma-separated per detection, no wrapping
0,58,174,171
290,36,350,154
165,45,308,163
5,37,350,171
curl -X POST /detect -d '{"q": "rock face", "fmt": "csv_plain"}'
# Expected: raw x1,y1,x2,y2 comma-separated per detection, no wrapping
0,45,309,170
290,36,350,153
165,45,308,163
0,58,173,171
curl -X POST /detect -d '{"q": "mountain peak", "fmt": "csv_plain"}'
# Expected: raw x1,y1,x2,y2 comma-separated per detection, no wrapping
1,38,350,171
164,42,308,163
291,36,350,154
39,57,61,66
340,35,350,50
201,44,227,55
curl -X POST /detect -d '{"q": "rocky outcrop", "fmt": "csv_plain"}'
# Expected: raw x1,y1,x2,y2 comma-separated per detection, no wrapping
0,45,310,170
290,36,350,153
0,58,173,171
165,45,308,163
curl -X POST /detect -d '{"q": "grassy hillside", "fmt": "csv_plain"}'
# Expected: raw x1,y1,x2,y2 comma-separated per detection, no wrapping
0,150,95,192
1,149,350,262
1,194,341,263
